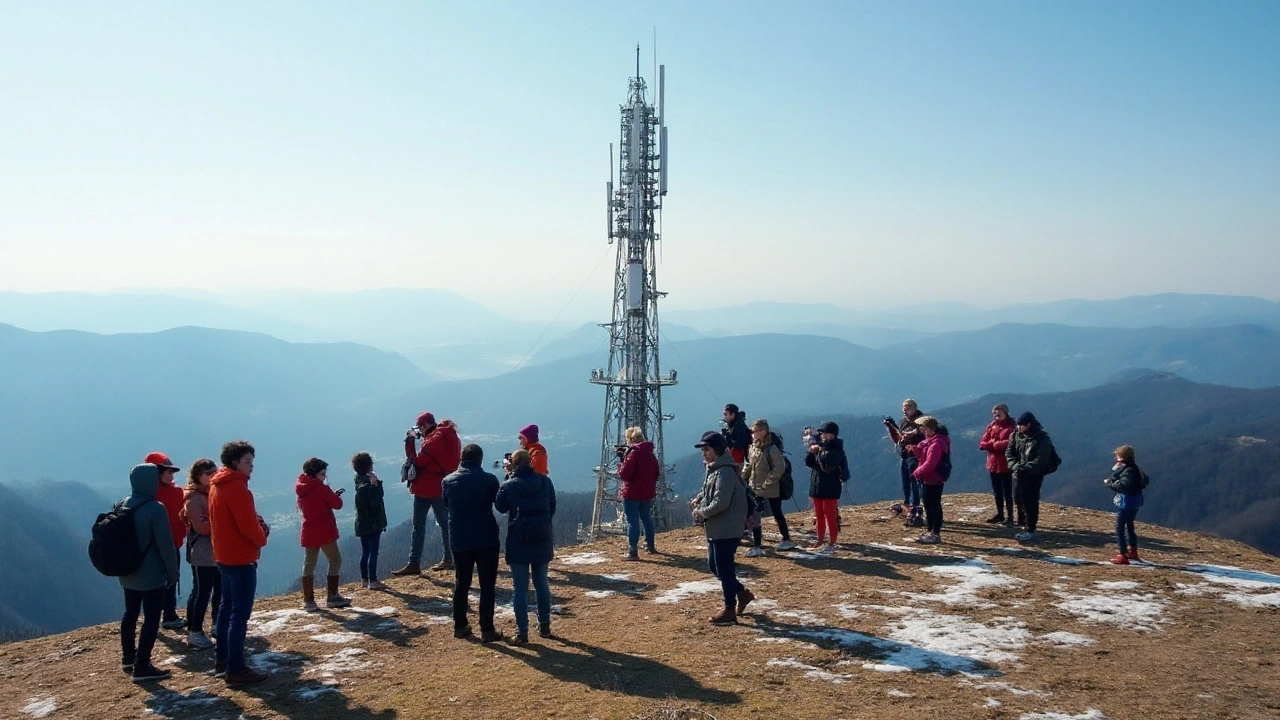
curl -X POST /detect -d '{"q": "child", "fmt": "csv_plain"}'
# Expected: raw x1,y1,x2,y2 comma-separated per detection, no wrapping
296,458,352,610
353,452,388,590
1103,445,1147,565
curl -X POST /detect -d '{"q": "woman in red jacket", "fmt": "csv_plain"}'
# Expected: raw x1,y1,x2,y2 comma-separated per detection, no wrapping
296,458,351,611
977,404,1017,525
618,426,659,560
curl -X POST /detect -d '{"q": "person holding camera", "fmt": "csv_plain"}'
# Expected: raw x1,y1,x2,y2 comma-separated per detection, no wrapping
804,421,846,556
885,399,925,526
618,426,659,560
1005,412,1056,541
978,404,1017,525
443,444,503,642
296,457,351,611
394,411,462,576
691,431,754,625
495,449,557,644
721,403,751,465
352,452,388,590
518,424,549,476
741,419,795,555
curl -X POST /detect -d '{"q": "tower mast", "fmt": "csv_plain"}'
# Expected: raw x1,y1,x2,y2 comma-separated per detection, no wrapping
586,52,675,539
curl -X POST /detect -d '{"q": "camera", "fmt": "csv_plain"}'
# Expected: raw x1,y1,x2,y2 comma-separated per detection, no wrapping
614,444,630,459
802,426,822,446
883,416,897,427
409,426,423,439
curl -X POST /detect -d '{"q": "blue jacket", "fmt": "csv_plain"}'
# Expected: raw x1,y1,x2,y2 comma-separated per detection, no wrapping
494,466,556,565
442,461,501,553
1105,461,1146,510
119,464,180,592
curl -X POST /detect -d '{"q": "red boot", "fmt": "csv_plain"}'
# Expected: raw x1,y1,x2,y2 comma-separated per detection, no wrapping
1126,548,1140,561
1110,553,1130,565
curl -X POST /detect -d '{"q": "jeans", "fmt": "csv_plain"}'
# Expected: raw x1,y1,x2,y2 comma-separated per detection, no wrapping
900,456,921,507
186,565,221,634
453,546,500,632
1014,474,1044,532
623,499,655,552
922,483,944,535
1116,508,1140,553
509,562,551,635
360,533,382,581
990,471,1014,518
164,546,181,620
410,496,451,565
215,563,258,673
708,538,744,608
302,541,342,577
121,587,164,667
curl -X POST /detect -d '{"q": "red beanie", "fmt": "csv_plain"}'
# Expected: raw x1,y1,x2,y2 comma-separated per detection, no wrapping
519,424,539,443
416,412,436,427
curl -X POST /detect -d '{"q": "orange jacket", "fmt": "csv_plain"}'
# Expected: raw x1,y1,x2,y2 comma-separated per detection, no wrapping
209,468,268,565
528,442,549,476
155,480,186,549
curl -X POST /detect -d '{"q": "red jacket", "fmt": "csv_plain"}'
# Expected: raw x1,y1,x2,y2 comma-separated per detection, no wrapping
209,468,268,565
978,417,1016,473
619,441,659,502
406,421,461,499
296,473,342,547
156,480,186,549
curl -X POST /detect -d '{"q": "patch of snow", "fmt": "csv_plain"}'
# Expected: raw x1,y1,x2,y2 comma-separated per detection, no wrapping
960,505,989,514
600,573,633,581
350,605,398,616
868,542,932,555
143,688,221,716
1094,581,1140,591
780,550,825,561
653,579,723,604
765,657,853,684
1043,556,1092,566
771,608,826,626
1018,710,1106,720
311,647,376,676
252,651,308,672
917,558,1024,608
20,696,56,718
960,679,1048,697
833,603,863,619
789,626,998,676
887,689,915,698
584,590,616,599
310,632,364,644
248,608,311,636
295,685,341,700
1184,564,1280,589
1221,591,1280,608
1053,587,1168,632
984,698,1002,707
559,552,609,565
1037,631,1095,648
873,605,1030,664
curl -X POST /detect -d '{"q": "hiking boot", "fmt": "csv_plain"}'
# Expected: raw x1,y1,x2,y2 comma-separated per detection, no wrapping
735,587,755,615
366,580,389,591
454,625,473,639
326,576,352,607
391,562,421,576
509,632,528,646
775,540,797,551
538,624,553,639
131,664,172,683
985,514,1005,524
709,606,737,626
187,631,214,650
481,629,505,643
623,550,639,561
1126,548,1141,561
161,617,186,630
743,546,765,558
1111,553,1130,565
431,559,454,572
224,668,269,686
646,543,658,554
301,576,318,612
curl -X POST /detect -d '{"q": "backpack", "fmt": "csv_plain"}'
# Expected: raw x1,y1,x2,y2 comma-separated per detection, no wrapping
764,437,795,501
88,500,155,577
840,455,851,483
1045,447,1063,475
400,457,417,485
938,451,952,481
1140,469,1151,489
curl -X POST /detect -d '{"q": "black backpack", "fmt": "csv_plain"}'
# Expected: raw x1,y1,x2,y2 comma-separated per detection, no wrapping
938,451,953,481
88,500,155,577
764,434,795,501
1045,447,1063,474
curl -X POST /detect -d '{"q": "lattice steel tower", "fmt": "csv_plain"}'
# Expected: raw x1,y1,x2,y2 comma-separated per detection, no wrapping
586,50,676,539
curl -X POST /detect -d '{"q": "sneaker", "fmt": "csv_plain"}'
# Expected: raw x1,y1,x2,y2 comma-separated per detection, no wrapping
816,544,836,556
366,580,389,591
890,503,905,516
1005,517,1017,527
538,624,553,639
1015,531,1036,541
210,663,226,678
481,629,505,643
224,668,269,686
744,546,765,558
1126,548,1141,561
326,595,352,609
775,540,797,551
187,631,214,650
121,655,136,673
161,617,186,630
1111,553,1130,565
622,551,639,562
918,533,941,545
453,625,473,639
302,600,320,613
431,559,454,572
806,540,825,550
131,664,172,682
985,514,1005,524
509,632,528,646
645,544,658,554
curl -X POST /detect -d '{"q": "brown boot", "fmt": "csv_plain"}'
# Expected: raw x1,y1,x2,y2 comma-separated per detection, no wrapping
326,576,351,608
736,587,755,615
710,605,737,626
391,561,421,576
301,576,318,612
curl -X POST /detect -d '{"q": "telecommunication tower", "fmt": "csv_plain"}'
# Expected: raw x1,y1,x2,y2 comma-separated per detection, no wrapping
586,50,676,539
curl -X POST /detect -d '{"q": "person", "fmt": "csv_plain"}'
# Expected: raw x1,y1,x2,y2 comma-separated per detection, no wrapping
884,400,926,526
741,419,795,555
209,440,270,686
442,443,503,643
618,426,659,560
296,458,351,611
394,412,462,575
691,431,753,625
180,458,220,650
118,462,181,683
518,424,549,476
494,449,556,644
803,421,846,556
721,404,751,465
1005,412,1056,542
1104,445,1147,565
909,416,951,544
977,404,1017,525
144,451,187,631
352,452,388,590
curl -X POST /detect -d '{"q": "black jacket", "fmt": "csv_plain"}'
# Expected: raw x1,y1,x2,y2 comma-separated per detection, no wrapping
442,462,501,553
804,438,846,500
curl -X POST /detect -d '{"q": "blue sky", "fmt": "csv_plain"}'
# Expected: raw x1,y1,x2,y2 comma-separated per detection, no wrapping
1,1,1276,318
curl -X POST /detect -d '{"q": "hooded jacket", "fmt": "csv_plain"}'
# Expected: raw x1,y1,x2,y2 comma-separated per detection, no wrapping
209,467,268,566
442,461,501,553
978,417,1016,474
527,441,549,477
618,441,659,502
155,479,186,550
406,421,462,499
1105,461,1146,510
742,435,786,499
697,451,749,541
804,437,846,500
296,473,342,548
119,464,180,592
353,473,388,537
181,481,215,567
913,431,953,486
495,466,557,565
721,413,751,465
1006,425,1055,479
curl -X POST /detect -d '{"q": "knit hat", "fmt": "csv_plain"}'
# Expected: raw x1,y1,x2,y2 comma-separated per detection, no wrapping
519,424,540,443
695,431,727,451
724,403,740,414
143,452,181,471
1015,412,1038,427
416,412,436,428
817,421,840,435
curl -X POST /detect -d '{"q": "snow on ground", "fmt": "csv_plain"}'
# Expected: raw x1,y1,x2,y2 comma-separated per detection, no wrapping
1019,710,1106,720
1094,581,1140,591
765,657,853,683
310,632,364,644
833,603,863,619
584,590,616,598
1053,585,1168,631
600,573,633,581
1177,564,1280,608
1184,564,1280,587
864,604,1030,664
310,648,376,676
991,547,1092,565
959,679,1048,697
867,542,933,555
916,558,1024,608
559,552,609,565
294,685,342,700
248,608,312,636
251,651,308,673
653,579,723,604
142,688,221,716
783,626,998,676
886,689,915,698
1043,556,1093,566
349,605,398,616
19,696,56,718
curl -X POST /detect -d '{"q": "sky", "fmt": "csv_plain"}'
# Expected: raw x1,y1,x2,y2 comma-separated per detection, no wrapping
1,1,1277,320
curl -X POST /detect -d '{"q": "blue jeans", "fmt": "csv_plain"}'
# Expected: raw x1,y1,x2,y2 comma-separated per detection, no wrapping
360,533,381,581
1116,508,1139,553
900,456,920,507
509,562,551,635
708,538,744,608
623,499,655,552
410,496,451,565
215,563,257,673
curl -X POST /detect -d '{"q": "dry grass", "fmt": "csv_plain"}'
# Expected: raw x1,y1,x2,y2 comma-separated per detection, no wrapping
3,494,1279,720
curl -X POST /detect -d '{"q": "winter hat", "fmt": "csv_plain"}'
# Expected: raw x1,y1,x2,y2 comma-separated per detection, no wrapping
144,452,181,471
416,412,436,428
519,424,540,443
817,421,840,435
1015,412,1038,427
724,403,740,414
695,431,727,451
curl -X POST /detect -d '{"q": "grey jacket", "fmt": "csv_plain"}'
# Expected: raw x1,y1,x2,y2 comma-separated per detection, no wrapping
697,452,748,541
119,464,180,592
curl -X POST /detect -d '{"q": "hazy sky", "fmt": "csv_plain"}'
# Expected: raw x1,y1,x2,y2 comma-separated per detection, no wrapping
1,1,1277,319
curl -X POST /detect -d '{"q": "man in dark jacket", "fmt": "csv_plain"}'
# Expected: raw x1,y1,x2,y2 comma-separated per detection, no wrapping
1005,411,1056,541
804,421,846,556
884,399,925,525
721,403,751,465
495,450,556,644
119,463,180,682
442,444,503,643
